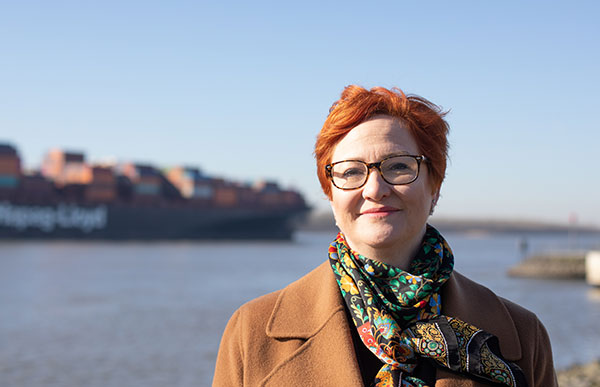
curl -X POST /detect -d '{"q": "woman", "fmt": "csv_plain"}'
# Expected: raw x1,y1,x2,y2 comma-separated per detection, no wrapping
213,86,557,386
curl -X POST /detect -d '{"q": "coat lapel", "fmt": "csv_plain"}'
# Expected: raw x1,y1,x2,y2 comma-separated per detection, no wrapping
442,271,522,361
258,264,522,387
262,262,363,386
434,271,523,386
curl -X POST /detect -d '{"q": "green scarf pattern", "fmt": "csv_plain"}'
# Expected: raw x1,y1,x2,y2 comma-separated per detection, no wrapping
328,225,527,387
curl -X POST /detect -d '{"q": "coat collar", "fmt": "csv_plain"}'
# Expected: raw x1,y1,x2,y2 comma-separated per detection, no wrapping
263,262,363,386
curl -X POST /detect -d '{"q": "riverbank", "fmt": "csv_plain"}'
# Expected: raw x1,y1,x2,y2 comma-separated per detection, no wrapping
558,359,600,386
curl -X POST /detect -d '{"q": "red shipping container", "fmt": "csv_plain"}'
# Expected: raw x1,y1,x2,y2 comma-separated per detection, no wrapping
0,157,20,175
92,167,116,184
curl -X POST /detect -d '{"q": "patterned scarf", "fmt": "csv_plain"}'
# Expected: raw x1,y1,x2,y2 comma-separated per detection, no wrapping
328,225,527,387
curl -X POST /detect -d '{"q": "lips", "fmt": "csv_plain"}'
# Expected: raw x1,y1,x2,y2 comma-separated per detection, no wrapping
360,206,399,215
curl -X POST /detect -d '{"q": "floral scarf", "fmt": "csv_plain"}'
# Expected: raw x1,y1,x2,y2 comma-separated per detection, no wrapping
328,225,527,387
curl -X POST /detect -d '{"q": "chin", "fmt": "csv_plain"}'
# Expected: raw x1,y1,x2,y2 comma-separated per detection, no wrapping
361,226,403,249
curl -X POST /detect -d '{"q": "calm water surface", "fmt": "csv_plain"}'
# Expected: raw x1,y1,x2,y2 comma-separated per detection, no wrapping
1,231,599,387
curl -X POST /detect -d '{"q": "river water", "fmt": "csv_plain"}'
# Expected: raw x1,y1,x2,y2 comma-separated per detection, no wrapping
1,231,599,387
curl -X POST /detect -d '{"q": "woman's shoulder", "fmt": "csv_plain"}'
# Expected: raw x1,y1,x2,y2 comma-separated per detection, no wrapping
444,272,550,357
443,271,557,386
236,288,282,321
231,261,336,328
445,271,539,324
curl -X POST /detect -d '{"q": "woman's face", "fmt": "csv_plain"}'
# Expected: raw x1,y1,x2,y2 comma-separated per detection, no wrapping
329,115,435,261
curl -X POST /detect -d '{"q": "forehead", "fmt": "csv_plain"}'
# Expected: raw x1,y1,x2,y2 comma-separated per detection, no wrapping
331,115,420,162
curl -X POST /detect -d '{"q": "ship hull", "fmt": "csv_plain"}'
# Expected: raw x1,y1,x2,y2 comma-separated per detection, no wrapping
0,201,308,240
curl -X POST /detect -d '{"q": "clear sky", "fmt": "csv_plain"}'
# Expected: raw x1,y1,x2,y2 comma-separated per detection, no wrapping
1,1,599,226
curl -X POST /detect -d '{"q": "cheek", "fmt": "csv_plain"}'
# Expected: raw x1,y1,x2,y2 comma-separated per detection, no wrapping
330,192,359,225
393,185,432,213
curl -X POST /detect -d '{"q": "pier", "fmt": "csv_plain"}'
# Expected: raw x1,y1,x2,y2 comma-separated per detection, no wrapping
508,250,600,286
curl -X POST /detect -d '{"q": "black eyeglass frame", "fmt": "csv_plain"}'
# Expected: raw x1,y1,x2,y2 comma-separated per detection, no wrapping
325,154,428,190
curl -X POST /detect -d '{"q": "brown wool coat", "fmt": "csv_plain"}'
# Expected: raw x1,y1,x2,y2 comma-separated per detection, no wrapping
213,262,558,387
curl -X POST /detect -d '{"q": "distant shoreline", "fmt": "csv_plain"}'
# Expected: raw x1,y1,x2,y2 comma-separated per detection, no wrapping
299,210,600,235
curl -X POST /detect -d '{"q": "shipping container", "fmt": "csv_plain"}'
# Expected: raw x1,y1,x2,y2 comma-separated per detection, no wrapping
135,175,161,195
119,163,162,197
0,150,20,188
237,185,259,206
41,149,91,186
41,149,64,180
85,167,117,202
191,183,214,200
282,191,303,206
91,166,116,184
166,166,212,200
0,144,18,156
260,192,283,206
166,167,191,197
1,143,309,240
62,163,92,185
254,180,281,193
64,152,84,163
135,183,160,195
0,156,21,175
214,186,238,207
86,186,117,202
16,174,55,203
60,184,87,202
0,175,19,188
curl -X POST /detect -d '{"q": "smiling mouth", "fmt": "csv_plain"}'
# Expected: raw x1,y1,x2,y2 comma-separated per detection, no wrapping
360,207,400,215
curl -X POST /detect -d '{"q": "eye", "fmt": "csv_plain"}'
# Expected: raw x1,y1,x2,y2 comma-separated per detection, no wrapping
388,162,409,172
342,168,364,178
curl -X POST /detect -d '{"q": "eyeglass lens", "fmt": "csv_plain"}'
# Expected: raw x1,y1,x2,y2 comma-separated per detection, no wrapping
330,156,420,189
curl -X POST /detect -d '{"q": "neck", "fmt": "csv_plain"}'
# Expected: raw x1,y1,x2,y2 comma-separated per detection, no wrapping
344,227,426,271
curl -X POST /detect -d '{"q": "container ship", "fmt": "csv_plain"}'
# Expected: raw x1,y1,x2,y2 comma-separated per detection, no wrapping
0,143,309,240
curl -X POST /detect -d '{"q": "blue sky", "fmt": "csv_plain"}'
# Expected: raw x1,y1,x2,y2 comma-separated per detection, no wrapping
1,1,599,226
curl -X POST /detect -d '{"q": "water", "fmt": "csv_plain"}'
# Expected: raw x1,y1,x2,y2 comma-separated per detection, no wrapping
1,231,599,387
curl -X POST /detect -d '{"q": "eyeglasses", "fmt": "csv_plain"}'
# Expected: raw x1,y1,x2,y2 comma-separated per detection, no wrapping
325,155,427,190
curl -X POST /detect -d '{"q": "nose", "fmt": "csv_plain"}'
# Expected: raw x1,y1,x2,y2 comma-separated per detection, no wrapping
361,168,391,201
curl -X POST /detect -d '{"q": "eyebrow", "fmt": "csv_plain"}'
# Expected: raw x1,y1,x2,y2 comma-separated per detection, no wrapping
343,151,412,161
383,151,411,158
330,152,415,164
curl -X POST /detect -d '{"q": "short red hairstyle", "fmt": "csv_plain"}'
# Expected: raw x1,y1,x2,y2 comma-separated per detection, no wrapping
315,85,450,199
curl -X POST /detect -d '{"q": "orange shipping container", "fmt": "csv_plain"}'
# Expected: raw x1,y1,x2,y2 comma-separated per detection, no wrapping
214,187,238,207
61,163,92,185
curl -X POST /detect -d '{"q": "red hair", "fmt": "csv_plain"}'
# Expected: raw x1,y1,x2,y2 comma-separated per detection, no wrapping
315,85,450,199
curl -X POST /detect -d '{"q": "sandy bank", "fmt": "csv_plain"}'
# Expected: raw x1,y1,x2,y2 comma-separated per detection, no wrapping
558,359,600,386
